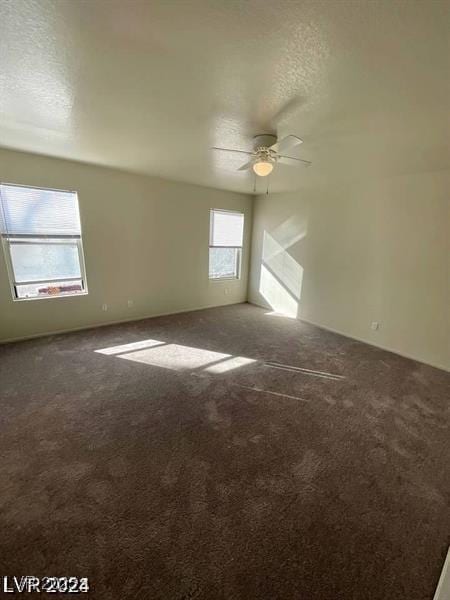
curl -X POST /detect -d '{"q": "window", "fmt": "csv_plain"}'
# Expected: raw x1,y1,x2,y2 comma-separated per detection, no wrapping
209,209,244,280
0,183,88,300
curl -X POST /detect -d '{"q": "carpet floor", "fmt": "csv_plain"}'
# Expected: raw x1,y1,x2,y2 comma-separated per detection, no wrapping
0,303,448,600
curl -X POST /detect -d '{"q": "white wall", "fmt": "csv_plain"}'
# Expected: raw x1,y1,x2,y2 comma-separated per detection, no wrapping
0,148,252,341
249,170,450,371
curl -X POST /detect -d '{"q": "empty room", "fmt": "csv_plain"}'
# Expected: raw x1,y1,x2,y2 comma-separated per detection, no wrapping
0,1,449,599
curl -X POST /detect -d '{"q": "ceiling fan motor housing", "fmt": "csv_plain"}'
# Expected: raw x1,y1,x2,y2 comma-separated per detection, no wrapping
253,134,277,164
253,134,277,150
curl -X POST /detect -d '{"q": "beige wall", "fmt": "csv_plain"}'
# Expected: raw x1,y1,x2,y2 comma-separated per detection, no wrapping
1,147,448,372
0,148,252,341
249,171,450,371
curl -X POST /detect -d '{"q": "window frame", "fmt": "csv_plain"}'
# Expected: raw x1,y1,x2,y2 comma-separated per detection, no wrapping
0,183,89,301
208,208,244,281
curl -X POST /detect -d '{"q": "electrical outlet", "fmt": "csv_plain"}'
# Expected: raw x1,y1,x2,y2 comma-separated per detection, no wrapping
127,299,134,308
102,303,108,311
371,321,380,331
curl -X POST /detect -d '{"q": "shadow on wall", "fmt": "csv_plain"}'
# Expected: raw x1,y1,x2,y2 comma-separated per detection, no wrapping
258,219,307,318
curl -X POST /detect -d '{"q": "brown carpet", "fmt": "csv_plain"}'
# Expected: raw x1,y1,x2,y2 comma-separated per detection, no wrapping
0,303,448,600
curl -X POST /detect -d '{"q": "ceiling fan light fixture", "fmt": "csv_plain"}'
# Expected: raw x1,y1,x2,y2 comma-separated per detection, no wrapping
253,160,274,177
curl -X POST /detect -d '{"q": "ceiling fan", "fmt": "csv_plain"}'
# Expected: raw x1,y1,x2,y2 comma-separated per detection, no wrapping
212,134,311,177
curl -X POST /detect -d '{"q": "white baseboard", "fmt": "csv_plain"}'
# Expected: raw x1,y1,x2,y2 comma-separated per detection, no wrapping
248,301,449,373
0,300,246,345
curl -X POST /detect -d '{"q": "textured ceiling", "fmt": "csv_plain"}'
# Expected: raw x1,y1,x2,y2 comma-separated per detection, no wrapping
0,0,449,194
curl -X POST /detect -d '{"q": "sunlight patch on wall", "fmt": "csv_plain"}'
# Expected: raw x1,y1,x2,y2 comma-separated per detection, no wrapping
262,231,304,299
271,216,307,251
260,264,299,318
259,230,304,318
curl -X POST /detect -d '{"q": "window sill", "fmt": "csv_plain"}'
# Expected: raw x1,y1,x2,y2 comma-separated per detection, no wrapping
13,291,89,302
209,277,241,282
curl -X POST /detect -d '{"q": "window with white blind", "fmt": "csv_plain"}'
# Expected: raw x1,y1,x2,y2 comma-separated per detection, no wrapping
0,183,88,300
209,209,244,280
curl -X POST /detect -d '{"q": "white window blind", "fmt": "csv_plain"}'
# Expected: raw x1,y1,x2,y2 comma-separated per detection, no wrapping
210,209,244,247
0,184,81,236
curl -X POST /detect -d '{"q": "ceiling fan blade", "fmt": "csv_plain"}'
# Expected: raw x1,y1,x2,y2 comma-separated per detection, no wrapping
277,155,311,167
212,146,254,156
237,160,254,171
270,135,303,154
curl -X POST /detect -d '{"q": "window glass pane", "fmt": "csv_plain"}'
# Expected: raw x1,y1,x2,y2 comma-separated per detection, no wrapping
209,247,239,279
15,280,84,299
10,241,81,283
